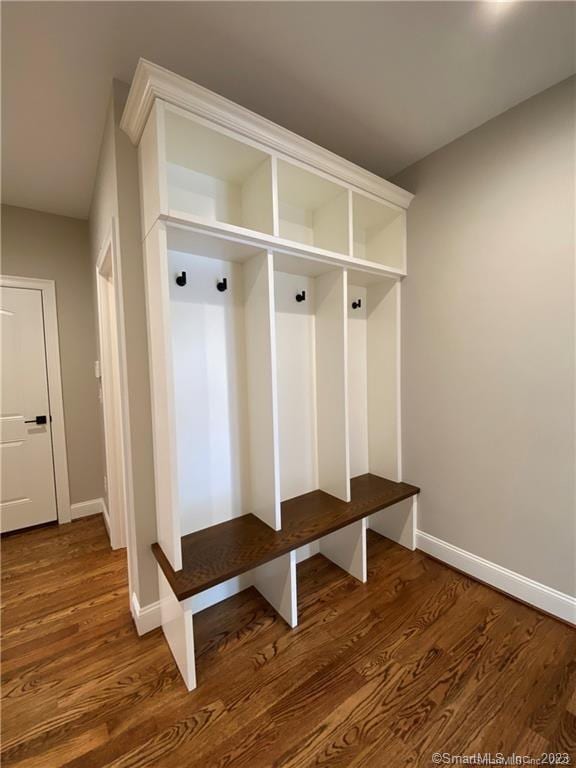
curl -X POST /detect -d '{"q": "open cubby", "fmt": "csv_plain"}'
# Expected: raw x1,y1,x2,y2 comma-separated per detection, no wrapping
347,273,401,483
277,160,349,254
346,272,416,553
273,258,349,503
164,106,274,234
166,244,280,539
352,192,405,269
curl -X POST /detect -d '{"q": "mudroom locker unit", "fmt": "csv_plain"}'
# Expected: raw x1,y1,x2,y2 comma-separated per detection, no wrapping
121,59,420,690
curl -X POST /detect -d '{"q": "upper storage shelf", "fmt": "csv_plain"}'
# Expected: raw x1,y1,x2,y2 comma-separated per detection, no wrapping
165,107,274,235
352,192,405,271
277,160,349,255
125,59,413,276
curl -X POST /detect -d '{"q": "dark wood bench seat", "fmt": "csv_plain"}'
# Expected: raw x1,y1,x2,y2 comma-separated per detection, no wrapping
152,473,420,602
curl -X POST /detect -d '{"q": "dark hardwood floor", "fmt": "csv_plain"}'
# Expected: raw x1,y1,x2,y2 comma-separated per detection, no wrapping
2,515,575,767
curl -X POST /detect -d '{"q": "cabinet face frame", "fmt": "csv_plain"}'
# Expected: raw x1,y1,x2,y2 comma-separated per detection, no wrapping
142,221,182,570
139,100,168,240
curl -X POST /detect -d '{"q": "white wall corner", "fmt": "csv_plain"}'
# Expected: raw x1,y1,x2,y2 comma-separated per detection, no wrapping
416,531,576,626
70,498,105,519
131,591,162,635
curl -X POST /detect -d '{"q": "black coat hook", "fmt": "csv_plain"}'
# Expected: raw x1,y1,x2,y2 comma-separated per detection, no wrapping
295,290,306,303
352,298,362,309
216,277,228,292
176,271,187,287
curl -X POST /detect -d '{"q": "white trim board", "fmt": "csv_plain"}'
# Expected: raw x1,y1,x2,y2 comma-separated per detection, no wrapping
95,225,129,552
71,498,105,519
131,592,162,636
0,274,71,525
102,498,111,539
416,531,576,626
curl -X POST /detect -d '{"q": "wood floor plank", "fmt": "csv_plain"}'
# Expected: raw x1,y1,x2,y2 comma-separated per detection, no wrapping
412,608,554,759
548,711,576,755
275,650,442,767
2,515,574,768
13,724,109,768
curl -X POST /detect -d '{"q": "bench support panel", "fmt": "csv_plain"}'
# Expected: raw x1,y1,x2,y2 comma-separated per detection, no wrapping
320,518,367,583
252,550,298,628
369,496,417,551
155,492,419,692
159,567,197,691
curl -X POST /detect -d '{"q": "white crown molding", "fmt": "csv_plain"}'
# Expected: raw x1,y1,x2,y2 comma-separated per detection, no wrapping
120,58,414,210
417,531,576,626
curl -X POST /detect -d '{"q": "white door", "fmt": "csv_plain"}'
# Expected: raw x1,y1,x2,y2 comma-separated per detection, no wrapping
0,286,58,532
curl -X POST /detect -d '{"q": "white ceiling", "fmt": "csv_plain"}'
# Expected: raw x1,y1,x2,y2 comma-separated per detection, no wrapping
2,2,575,220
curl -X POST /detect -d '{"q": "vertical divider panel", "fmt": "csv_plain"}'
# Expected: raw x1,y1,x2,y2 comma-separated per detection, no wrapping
315,269,350,501
369,496,416,551
313,191,350,255
320,519,367,582
241,157,275,235
367,279,402,482
252,551,298,628
271,156,280,238
158,568,196,691
143,222,182,570
371,212,407,272
347,189,354,258
348,283,369,478
395,280,403,481
243,251,281,530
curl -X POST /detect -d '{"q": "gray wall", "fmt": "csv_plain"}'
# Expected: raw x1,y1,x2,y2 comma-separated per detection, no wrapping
90,82,158,609
394,76,575,596
1,204,104,504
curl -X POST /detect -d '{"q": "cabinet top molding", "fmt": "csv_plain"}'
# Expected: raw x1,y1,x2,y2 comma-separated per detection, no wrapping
120,58,414,210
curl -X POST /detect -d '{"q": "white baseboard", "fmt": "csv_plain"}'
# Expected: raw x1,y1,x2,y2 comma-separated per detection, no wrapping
71,498,105,520
416,531,576,626
131,592,162,635
101,499,111,538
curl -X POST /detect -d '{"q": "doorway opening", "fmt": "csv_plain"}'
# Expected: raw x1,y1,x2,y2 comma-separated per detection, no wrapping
96,233,127,550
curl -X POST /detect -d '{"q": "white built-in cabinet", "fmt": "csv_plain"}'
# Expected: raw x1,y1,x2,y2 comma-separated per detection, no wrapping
122,59,418,691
